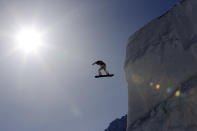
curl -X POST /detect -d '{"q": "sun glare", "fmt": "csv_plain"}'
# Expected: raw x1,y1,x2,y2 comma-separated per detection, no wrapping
15,27,44,54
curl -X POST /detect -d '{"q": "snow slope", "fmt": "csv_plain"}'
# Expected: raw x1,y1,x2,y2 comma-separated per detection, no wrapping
124,0,197,130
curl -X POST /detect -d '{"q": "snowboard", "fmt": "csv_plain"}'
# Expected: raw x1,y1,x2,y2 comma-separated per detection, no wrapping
95,74,114,78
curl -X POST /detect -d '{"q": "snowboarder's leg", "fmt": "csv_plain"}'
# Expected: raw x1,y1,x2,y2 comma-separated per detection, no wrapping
98,67,103,76
104,66,109,75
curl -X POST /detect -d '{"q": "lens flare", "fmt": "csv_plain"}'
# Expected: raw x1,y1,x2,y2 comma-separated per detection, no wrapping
156,84,160,89
167,88,173,93
149,82,153,87
175,90,181,97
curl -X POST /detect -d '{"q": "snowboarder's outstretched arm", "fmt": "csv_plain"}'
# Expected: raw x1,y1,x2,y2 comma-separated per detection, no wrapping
92,60,105,66
92,61,97,65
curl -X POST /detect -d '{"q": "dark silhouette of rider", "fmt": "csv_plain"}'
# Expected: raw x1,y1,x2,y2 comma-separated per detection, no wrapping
92,60,110,76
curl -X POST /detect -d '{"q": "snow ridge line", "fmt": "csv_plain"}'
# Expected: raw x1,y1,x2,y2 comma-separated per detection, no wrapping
158,0,189,19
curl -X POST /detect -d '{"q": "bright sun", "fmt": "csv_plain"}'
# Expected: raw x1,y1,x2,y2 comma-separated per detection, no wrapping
15,27,44,54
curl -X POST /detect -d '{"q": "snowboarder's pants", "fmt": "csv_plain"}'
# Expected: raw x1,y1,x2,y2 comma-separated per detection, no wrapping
98,65,109,75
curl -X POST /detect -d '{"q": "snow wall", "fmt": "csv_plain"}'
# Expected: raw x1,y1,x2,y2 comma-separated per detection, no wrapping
124,0,197,130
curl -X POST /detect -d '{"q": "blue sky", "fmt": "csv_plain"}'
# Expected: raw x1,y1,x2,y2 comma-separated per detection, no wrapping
0,0,179,131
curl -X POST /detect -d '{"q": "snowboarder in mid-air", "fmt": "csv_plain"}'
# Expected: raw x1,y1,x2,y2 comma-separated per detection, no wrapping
92,60,113,78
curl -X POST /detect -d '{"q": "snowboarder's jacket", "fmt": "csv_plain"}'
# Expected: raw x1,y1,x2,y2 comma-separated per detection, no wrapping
94,61,106,66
